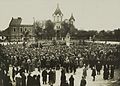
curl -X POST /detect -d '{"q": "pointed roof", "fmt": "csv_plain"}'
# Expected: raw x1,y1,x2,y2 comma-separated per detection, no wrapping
53,4,63,16
69,13,75,21
9,17,22,26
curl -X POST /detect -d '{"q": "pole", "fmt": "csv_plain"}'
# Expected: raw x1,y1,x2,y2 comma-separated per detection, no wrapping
33,17,36,43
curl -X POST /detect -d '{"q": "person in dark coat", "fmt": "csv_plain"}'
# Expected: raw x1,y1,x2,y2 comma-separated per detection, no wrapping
69,75,74,86
96,61,102,75
12,66,16,82
60,73,66,86
36,75,41,86
82,66,88,79
27,74,32,86
53,69,56,84
106,66,109,80
73,63,77,74
42,69,47,84
65,61,69,73
48,69,54,86
103,65,109,80
61,68,65,75
80,76,86,86
4,75,12,86
70,62,73,73
103,65,107,80
25,63,29,73
33,75,37,86
91,67,96,81
21,73,26,86
110,65,115,79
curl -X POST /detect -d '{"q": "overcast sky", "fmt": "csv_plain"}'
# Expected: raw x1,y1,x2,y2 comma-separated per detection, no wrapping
0,0,120,31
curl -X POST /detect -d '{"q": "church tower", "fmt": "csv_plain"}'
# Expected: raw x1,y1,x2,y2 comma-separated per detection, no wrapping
69,13,75,25
53,4,63,30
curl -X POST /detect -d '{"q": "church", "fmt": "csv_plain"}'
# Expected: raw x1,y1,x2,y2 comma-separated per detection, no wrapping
53,4,75,30
52,4,75,40
3,4,76,42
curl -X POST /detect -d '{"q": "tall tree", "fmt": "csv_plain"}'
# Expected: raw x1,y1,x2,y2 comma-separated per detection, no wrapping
114,29,120,41
34,22,43,41
44,20,55,39
22,30,30,42
60,21,70,37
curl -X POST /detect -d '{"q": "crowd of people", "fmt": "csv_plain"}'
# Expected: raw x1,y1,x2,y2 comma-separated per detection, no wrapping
0,41,120,86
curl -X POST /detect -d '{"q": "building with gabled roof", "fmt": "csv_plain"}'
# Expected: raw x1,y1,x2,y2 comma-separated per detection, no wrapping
4,17,35,42
9,17,22,26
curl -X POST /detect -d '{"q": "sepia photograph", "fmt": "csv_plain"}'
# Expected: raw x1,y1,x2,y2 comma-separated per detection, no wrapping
0,0,120,86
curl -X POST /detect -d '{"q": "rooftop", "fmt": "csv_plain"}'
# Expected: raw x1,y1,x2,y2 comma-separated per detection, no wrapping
9,17,22,26
53,4,63,16
69,13,75,21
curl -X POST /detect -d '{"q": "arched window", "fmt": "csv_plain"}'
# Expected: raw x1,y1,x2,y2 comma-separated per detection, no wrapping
21,28,23,32
25,28,27,31
57,16,59,22
13,28,16,32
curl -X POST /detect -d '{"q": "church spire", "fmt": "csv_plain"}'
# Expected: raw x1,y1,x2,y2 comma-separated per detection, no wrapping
53,4,63,16
57,3,59,9
69,13,75,21
69,13,75,24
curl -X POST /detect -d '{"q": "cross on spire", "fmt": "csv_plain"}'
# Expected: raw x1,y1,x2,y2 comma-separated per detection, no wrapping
57,3,59,9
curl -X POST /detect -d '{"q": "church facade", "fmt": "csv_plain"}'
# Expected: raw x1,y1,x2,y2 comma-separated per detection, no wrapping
52,4,75,40
53,4,75,30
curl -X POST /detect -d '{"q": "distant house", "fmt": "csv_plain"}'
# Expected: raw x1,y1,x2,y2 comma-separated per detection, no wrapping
3,17,35,42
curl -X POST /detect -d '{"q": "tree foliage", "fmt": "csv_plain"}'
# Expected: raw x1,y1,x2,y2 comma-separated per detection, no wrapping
114,29,120,41
34,26,43,41
44,20,55,39
22,30,30,42
33,19,120,41
60,21,70,37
